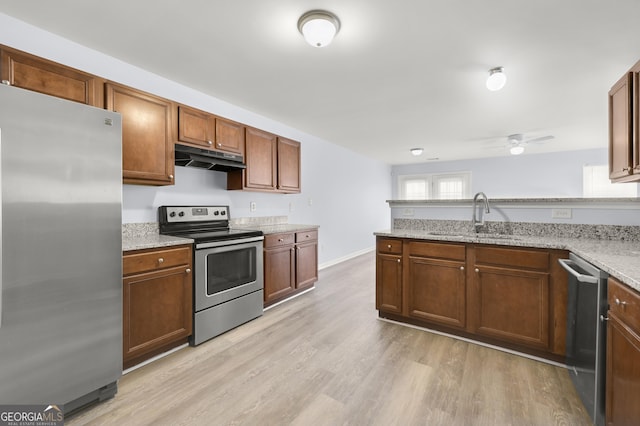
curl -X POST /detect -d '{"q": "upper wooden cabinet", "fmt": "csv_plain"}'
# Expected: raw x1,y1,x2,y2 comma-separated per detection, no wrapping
227,129,301,193
177,105,244,156
106,82,175,186
0,45,104,107
277,137,301,193
609,60,640,182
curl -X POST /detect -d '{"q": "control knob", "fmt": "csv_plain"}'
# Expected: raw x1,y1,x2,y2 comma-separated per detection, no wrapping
178,211,185,217
169,212,176,218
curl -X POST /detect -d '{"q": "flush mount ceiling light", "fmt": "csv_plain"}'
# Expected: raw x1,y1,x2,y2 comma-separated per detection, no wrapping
410,148,424,156
297,10,341,48
486,67,506,91
509,145,525,155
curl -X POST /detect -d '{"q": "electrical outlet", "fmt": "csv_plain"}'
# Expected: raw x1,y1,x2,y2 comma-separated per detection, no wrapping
403,208,414,216
551,208,572,219
308,198,313,206
289,202,294,212
250,201,256,212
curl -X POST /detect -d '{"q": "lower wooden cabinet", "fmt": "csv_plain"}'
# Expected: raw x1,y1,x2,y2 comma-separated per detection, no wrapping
264,229,318,307
376,238,403,314
406,241,466,329
122,245,193,369
469,245,551,351
375,236,569,359
606,276,640,425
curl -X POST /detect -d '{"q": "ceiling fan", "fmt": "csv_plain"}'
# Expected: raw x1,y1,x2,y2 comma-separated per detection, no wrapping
504,133,555,155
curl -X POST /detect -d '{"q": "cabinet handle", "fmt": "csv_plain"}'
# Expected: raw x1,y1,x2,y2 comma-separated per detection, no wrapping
207,140,213,145
460,266,465,271
278,238,284,242
1,80,10,86
615,298,627,307
475,268,479,273
185,268,191,273
158,258,164,264
169,174,174,179
397,259,401,263
217,142,222,147
387,244,392,249
600,314,609,322
622,167,630,172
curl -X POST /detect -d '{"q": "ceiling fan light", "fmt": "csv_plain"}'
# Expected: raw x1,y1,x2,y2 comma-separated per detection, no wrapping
486,67,506,91
410,148,424,156
298,10,340,48
510,145,525,155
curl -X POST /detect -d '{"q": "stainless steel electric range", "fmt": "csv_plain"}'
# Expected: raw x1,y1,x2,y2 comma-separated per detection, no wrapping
159,205,264,346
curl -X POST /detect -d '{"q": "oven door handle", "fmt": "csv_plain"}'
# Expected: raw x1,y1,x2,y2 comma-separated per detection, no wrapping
196,236,264,250
558,259,599,284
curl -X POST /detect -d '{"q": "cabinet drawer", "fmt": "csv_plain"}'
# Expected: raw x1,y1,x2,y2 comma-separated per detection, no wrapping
474,246,549,271
295,230,318,243
609,276,640,335
264,233,295,248
377,238,402,255
408,241,465,261
123,245,192,276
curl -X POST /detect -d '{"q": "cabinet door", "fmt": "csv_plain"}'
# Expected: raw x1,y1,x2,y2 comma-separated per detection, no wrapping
123,265,192,364
471,265,550,350
0,46,103,107
376,253,403,314
243,127,277,190
177,105,215,149
106,83,175,185
609,72,634,181
633,66,640,174
606,313,640,425
264,245,295,304
407,256,466,329
215,117,244,156
277,137,301,193
296,241,318,289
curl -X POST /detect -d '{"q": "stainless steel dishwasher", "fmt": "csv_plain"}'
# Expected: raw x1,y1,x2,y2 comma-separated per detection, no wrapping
558,253,609,426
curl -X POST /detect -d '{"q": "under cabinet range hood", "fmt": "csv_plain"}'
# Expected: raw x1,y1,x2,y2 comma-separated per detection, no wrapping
174,143,246,172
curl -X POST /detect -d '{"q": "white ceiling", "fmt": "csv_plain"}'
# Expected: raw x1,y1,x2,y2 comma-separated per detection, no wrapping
2,1,640,165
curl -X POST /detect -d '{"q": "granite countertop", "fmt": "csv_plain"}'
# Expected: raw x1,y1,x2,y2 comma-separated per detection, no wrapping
375,229,640,292
233,224,319,235
123,234,194,252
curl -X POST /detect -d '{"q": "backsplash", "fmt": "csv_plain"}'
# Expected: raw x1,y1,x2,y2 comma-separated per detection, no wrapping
394,219,640,242
122,216,288,238
122,222,158,238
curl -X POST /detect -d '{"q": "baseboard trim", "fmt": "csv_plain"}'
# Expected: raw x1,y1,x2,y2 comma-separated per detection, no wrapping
319,246,374,270
122,343,189,375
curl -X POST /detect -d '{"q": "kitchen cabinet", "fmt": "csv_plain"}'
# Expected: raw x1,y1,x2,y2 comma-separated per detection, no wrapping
263,229,318,307
376,236,569,360
122,245,193,369
606,276,640,425
0,45,104,107
609,59,640,182
406,241,466,329
106,82,175,186
469,245,551,351
277,137,301,193
376,238,403,314
177,105,244,156
227,128,301,193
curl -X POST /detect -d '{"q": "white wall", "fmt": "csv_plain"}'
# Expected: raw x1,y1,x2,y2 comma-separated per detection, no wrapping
0,13,392,266
391,149,640,226
392,148,640,198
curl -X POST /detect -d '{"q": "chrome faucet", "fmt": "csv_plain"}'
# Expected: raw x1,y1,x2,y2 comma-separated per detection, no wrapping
472,192,490,232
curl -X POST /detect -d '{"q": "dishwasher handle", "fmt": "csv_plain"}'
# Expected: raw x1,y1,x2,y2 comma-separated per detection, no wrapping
558,258,599,284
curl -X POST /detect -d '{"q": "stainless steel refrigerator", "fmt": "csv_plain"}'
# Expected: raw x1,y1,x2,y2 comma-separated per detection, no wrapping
0,84,123,413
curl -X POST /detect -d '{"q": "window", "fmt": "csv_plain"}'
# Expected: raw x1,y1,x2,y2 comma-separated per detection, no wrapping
398,172,471,200
583,164,638,197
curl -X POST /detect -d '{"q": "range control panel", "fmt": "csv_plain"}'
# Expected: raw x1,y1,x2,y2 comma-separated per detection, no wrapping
163,206,229,223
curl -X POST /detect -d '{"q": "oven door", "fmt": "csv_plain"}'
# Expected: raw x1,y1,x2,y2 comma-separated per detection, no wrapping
194,237,264,312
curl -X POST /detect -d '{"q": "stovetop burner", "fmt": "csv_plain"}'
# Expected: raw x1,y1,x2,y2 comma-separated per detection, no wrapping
158,205,263,244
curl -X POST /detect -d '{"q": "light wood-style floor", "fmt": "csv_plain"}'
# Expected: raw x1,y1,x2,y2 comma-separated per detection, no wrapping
69,251,591,426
